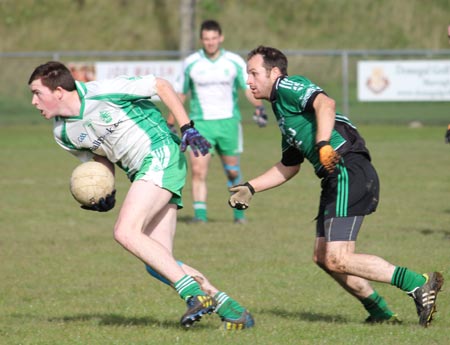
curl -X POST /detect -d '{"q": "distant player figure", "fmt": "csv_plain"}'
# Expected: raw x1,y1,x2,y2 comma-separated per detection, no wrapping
169,19,267,224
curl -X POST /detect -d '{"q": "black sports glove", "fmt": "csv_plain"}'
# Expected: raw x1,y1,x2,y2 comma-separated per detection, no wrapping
445,125,450,144
81,190,116,212
180,121,211,157
228,182,255,210
253,105,268,128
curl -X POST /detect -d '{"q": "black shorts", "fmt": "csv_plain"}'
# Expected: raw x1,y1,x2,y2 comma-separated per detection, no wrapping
316,152,379,239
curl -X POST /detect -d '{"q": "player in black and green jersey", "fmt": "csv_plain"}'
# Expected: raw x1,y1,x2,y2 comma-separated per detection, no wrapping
228,46,444,327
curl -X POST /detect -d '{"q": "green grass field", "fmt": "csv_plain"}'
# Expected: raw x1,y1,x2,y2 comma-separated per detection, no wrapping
1,120,449,345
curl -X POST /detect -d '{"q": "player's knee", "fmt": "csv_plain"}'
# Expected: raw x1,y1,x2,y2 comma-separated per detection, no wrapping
113,224,133,249
224,164,240,185
323,253,348,273
313,254,329,272
191,168,207,181
313,253,323,266
226,169,239,181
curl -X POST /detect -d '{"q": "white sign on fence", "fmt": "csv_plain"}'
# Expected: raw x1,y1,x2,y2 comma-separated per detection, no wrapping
358,60,450,101
95,61,182,100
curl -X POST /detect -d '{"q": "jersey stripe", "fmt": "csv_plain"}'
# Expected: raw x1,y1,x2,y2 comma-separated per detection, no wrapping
336,163,349,217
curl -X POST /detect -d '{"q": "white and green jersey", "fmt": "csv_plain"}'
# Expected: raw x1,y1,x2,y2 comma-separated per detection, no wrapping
178,48,248,121
54,75,179,181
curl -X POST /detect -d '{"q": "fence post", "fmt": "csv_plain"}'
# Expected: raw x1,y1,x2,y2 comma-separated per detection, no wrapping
341,50,349,116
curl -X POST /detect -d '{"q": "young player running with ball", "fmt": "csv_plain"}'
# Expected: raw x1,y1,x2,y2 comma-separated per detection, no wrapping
228,46,444,327
28,61,254,330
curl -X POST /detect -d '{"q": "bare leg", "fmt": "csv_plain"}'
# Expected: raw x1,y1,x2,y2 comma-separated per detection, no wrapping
189,151,210,205
114,180,187,284
127,180,250,326
314,237,395,299
322,238,396,282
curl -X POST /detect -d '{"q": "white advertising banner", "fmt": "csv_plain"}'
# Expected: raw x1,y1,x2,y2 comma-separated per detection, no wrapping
95,61,182,100
357,60,450,101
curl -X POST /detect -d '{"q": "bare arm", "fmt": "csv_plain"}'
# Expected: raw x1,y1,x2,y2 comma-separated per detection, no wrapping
312,93,341,173
228,161,300,210
249,162,300,193
313,93,336,143
156,77,210,155
166,93,187,127
155,78,190,128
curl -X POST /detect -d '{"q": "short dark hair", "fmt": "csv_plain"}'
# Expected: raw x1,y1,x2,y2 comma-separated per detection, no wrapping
247,46,288,75
200,19,222,37
28,61,76,91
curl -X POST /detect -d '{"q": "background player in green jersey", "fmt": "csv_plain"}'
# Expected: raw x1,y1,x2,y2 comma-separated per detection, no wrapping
171,20,267,224
28,61,254,330
228,46,444,327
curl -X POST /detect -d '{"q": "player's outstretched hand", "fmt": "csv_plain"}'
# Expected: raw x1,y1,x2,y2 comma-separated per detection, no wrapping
81,190,116,212
445,125,450,144
180,121,211,156
228,182,255,210
316,141,341,174
253,105,268,128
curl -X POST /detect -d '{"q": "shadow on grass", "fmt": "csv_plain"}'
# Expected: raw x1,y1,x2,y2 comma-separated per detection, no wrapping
177,215,219,224
261,308,350,324
419,228,450,240
47,313,211,329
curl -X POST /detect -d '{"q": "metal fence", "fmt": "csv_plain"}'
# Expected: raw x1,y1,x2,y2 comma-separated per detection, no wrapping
2,49,450,125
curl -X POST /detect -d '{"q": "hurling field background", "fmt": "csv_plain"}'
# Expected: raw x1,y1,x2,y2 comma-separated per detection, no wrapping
1,1,449,344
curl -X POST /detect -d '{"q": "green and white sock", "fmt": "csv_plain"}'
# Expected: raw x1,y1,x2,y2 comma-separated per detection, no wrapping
214,292,245,320
174,275,205,301
361,291,394,320
193,201,207,221
391,266,426,292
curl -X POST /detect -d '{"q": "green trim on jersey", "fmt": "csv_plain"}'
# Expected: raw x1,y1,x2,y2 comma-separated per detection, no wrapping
59,120,77,150
229,59,247,119
76,81,86,119
335,114,356,128
183,61,203,118
336,162,349,217
76,80,88,96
